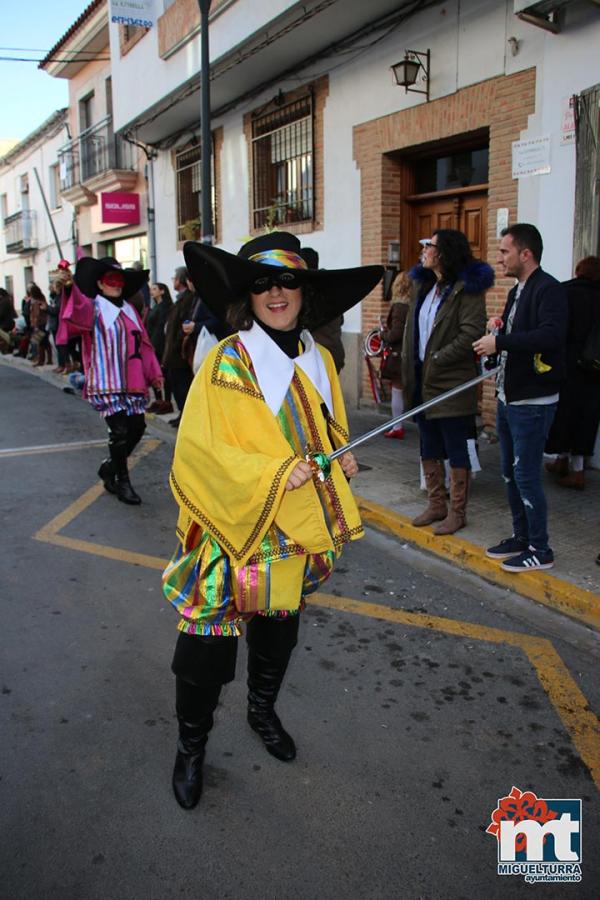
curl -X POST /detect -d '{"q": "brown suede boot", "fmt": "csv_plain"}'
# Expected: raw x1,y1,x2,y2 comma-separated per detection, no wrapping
412,459,447,526
433,467,469,535
545,456,568,477
32,345,46,367
557,470,584,490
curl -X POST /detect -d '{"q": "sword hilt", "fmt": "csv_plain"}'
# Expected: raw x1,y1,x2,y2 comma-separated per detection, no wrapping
305,448,331,481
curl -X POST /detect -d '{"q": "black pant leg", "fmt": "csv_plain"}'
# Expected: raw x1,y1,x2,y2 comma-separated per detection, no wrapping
126,413,146,456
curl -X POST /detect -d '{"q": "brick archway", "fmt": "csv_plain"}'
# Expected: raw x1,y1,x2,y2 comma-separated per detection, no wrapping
353,69,536,422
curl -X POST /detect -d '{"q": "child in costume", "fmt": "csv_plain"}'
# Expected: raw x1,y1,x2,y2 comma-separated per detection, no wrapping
64,256,163,505
162,231,382,808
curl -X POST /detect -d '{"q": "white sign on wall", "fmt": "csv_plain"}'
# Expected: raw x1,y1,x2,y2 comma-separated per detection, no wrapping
512,136,551,178
560,97,576,146
496,207,509,238
110,0,155,28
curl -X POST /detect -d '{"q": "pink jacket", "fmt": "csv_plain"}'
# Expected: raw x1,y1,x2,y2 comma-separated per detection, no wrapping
62,286,162,396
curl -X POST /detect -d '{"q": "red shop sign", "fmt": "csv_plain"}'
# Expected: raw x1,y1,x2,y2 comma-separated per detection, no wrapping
101,192,140,225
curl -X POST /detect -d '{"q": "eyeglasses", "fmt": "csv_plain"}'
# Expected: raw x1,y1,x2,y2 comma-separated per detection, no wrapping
422,241,438,249
250,271,302,293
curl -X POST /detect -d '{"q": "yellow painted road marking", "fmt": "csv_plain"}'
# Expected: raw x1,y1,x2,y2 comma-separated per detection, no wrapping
38,533,168,570
34,439,161,543
317,592,600,790
31,442,600,791
357,495,600,631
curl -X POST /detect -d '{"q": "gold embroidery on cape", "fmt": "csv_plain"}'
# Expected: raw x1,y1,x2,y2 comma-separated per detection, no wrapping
170,456,296,561
246,543,308,564
333,525,363,546
210,336,264,400
292,373,356,541
327,416,349,443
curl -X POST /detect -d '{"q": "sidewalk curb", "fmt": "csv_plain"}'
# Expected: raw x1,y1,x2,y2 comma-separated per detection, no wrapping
357,495,600,632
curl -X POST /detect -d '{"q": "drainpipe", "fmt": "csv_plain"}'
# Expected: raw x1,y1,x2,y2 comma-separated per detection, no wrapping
198,0,214,245
123,134,158,281
33,166,63,259
145,152,158,282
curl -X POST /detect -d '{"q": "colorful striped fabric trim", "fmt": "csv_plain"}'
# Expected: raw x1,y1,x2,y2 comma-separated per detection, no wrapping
88,307,128,395
88,393,146,417
248,249,308,269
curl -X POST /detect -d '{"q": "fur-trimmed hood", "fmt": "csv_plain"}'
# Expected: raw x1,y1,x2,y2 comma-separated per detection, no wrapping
409,260,494,294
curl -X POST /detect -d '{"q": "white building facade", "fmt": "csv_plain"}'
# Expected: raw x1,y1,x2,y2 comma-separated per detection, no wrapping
104,0,600,415
40,0,150,276
21,0,598,459
0,110,75,303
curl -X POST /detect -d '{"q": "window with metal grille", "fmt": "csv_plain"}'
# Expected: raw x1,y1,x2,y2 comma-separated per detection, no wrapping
251,95,313,230
175,141,216,243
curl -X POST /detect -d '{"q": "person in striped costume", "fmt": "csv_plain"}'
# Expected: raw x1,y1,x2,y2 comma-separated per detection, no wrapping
64,256,163,505
162,232,382,809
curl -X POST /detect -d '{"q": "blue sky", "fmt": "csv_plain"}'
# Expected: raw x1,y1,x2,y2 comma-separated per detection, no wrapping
0,1,95,142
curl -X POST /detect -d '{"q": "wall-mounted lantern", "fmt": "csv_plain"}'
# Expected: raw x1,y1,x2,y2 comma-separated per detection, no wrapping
391,49,430,101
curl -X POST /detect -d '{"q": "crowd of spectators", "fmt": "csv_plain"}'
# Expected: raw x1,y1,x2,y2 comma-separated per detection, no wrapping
2,230,598,566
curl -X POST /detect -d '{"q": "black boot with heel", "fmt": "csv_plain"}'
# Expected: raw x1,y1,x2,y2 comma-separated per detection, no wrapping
106,412,143,505
171,633,238,809
246,614,300,762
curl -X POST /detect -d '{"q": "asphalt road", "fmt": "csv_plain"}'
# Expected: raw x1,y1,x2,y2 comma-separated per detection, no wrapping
1,362,599,900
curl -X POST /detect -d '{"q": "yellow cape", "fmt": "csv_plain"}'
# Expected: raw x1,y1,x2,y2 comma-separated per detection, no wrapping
170,334,363,565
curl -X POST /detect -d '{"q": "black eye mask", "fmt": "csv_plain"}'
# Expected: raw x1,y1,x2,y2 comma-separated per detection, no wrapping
250,271,302,293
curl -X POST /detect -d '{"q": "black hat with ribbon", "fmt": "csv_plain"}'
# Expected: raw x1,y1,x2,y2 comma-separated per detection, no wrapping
74,256,149,300
183,232,383,329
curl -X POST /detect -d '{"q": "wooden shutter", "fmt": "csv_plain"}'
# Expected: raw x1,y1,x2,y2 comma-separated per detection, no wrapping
573,84,600,265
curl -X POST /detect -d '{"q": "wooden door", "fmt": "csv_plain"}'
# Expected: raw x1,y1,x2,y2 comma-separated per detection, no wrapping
404,191,488,270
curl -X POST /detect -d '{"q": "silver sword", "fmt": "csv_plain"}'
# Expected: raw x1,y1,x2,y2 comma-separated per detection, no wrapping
307,366,499,479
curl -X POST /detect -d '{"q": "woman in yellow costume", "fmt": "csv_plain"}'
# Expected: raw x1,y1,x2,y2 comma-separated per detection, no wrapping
163,232,382,809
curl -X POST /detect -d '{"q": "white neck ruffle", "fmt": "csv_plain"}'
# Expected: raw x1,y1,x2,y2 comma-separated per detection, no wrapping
240,321,333,416
95,295,139,329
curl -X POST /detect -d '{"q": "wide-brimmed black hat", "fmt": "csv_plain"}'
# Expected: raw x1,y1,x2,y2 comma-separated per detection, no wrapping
183,232,383,329
74,256,149,300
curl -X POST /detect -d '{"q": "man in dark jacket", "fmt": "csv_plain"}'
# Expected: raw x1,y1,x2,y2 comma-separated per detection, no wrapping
474,223,567,572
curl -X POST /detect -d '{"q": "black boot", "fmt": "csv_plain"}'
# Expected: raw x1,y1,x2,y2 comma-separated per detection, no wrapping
117,414,146,503
246,614,300,762
172,678,220,810
107,412,142,505
116,475,142,505
171,634,238,810
97,459,116,494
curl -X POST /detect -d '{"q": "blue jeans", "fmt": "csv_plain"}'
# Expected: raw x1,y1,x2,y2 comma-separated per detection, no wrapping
418,415,472,469
496,400,557,552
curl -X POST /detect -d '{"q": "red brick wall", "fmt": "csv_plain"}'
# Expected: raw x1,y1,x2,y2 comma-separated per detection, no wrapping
353,69,536,423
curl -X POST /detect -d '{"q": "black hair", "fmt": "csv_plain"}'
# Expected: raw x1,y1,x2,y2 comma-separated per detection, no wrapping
575,255,600,281
501,223,543,263
153,282,173,305
432,229,474,283
28,283,46,301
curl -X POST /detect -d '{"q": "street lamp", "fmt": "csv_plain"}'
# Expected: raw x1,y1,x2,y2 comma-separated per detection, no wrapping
391,50,430,101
